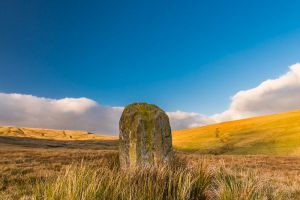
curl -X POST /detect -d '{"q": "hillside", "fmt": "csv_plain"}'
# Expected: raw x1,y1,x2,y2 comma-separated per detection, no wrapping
0,126,116,140
1,109,300,155
0,126,118,150
172,109,300,155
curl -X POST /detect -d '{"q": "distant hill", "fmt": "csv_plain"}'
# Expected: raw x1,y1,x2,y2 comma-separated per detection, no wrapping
172,109,300,155
2,109,300,155
0,126,116,141
0,126,118,150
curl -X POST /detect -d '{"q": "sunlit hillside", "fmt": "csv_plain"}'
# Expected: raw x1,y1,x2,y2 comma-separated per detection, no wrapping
0,126,116,141
2,109,300,155
172,109,300,155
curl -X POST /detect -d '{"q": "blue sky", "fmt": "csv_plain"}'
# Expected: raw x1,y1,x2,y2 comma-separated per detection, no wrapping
1,0,300,116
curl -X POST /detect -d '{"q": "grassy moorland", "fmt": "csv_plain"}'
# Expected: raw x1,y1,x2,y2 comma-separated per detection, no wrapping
0,145,299,199
173,109,300,155
0,136,300,199
1,109,300,199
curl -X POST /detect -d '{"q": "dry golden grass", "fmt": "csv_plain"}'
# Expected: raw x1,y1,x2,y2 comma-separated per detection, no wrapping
0,136,118,196
0,129,118,199
0,140,300,199
0,132,300,200
1,110,300,200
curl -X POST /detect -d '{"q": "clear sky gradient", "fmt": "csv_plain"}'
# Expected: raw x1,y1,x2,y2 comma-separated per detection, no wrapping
1,0,300,115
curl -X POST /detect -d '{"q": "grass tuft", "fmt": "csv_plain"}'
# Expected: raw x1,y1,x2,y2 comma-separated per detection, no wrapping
32,160,211,200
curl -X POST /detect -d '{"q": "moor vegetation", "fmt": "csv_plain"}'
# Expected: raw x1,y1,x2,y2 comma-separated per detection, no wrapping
2,108,300,200
0,143,300,200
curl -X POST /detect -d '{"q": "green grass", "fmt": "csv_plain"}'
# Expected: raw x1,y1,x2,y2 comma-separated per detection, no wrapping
173,109,300,155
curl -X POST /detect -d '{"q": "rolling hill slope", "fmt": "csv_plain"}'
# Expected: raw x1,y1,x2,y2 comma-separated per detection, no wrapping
172,109,300,155
0,126,116,140
1,109,300,155
0,126,118,149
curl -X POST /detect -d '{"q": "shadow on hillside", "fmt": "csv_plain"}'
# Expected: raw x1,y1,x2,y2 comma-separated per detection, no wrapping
0,136,118,150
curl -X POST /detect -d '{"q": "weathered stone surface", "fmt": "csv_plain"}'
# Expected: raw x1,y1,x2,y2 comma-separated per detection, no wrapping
119,103,173,168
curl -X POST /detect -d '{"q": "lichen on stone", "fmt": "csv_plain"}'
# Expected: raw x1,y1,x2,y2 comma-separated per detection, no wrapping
119,103,173,168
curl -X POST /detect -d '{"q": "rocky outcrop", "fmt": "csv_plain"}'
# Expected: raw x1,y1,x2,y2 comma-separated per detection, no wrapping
119,103,173,168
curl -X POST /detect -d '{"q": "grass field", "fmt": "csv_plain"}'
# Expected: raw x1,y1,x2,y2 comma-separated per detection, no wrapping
173,109,300,155
0,138,300,199
1,109,300,199
0,144,299,199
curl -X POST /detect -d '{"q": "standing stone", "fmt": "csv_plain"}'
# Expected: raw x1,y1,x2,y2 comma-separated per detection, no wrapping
119,103,173,168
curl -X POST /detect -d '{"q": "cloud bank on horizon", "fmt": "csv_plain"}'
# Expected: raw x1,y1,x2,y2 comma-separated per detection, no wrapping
0,64,300,135
212,63,300,122
0,93,214,134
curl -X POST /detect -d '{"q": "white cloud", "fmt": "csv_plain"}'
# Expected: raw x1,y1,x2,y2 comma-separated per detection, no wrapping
213,63,300,121
0,93,123,135
167,111,215,130
1,64,300,135
0,93,213,134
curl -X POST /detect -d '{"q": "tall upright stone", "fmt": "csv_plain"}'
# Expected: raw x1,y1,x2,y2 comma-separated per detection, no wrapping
119,103,173,168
